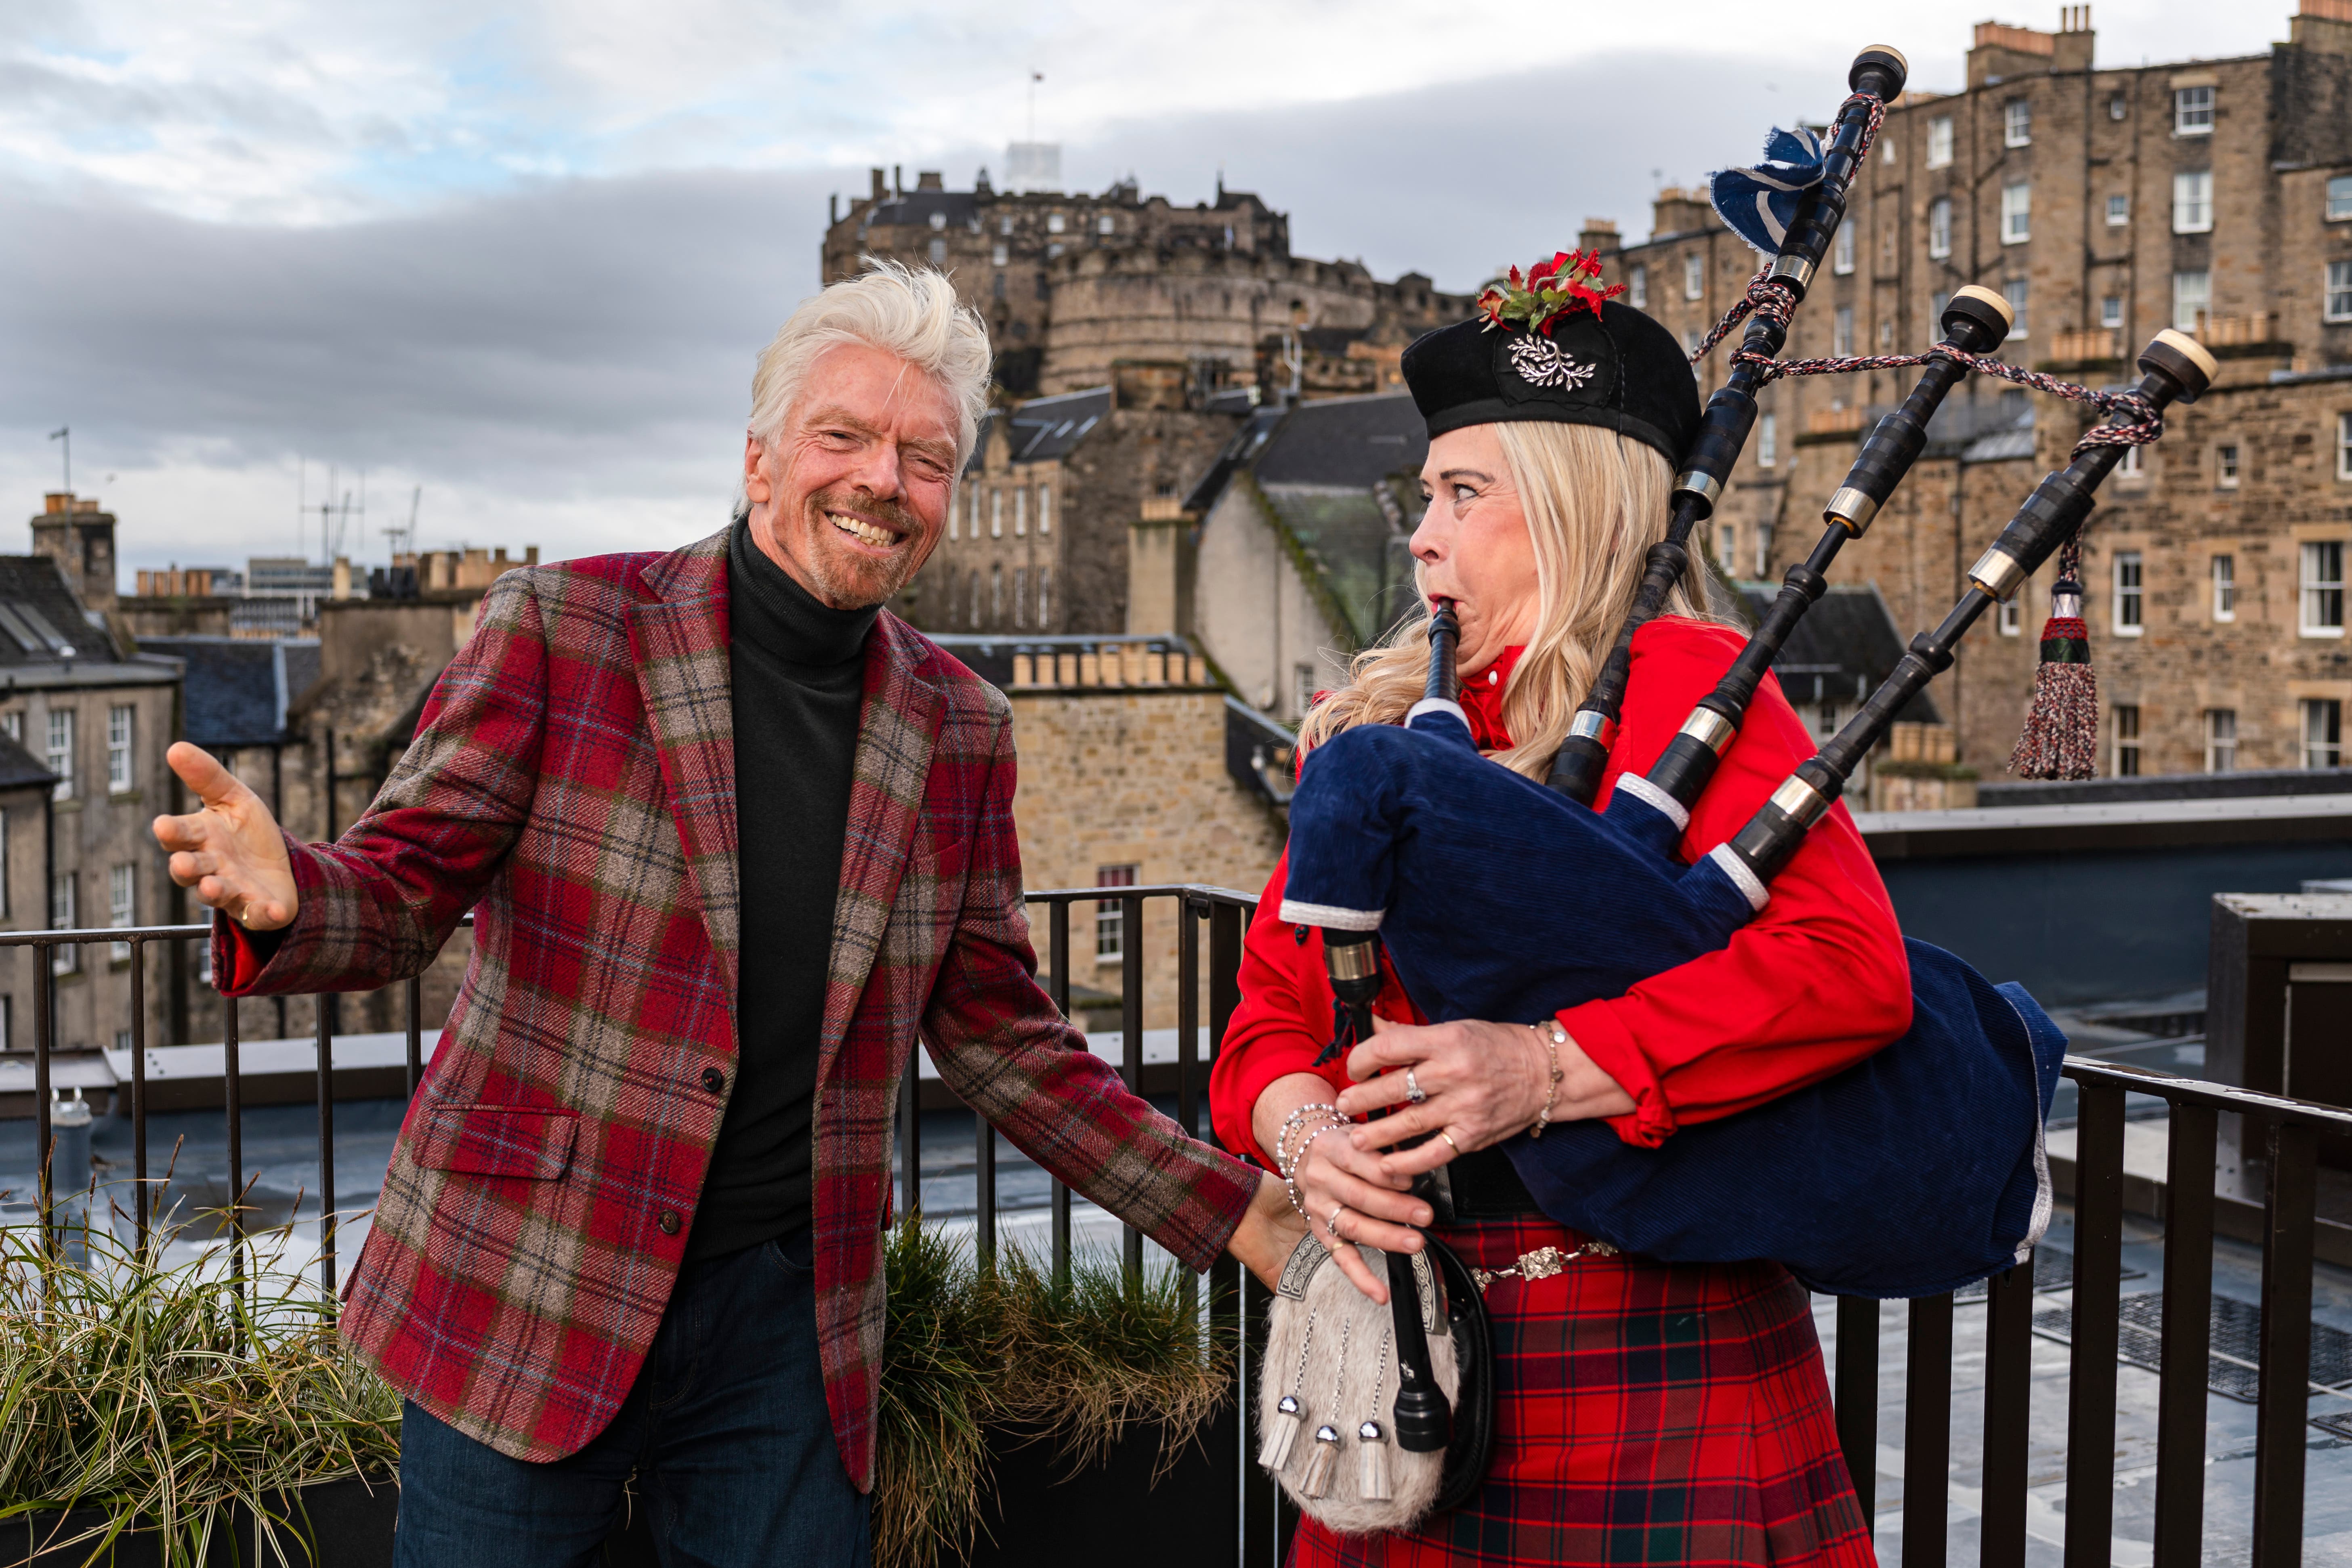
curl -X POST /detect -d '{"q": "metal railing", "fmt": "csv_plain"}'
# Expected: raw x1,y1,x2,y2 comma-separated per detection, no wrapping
4,920,430,1293
924,884,1254,1285
8,903,2350,1564
1839,1062,2352,1568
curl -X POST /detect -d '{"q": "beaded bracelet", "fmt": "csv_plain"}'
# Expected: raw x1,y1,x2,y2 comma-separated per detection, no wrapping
1283,1123,1351,1225
1527,1020,1567,1139
1273,1102,1346,1175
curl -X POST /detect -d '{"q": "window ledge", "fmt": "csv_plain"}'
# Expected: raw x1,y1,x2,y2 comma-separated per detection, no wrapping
2113,626,2147,637
2300,626,2348,639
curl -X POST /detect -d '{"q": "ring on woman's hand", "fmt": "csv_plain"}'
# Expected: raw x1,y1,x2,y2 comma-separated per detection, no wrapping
1404,1068,1427,1106
1437,1130,1459,1154
1327,1202,1348,1237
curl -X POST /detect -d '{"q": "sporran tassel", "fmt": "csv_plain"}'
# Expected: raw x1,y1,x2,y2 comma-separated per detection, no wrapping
1300,1426,1342,1499
1259,1394,1305,1471
2008,539,2099,781
1261,1307,1321,1474
1356,1421,1393,1501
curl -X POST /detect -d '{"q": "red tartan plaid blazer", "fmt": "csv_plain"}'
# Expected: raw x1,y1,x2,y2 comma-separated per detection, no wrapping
218,527,1258,1486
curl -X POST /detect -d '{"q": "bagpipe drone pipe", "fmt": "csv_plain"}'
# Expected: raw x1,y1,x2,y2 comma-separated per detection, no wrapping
1286,329,2218,1302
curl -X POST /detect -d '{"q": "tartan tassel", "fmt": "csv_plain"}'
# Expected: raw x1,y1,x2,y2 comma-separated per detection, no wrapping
2008,541,2098,780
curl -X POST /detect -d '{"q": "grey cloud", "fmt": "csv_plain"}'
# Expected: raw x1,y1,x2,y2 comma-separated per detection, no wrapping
0,167,832,493
1,43,1852,564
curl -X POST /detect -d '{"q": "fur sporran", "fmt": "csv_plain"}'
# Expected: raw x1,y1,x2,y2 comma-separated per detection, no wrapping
1256,1236,1491,1534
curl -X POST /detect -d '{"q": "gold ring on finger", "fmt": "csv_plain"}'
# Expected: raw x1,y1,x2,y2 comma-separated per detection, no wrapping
1438,1130,1459,1154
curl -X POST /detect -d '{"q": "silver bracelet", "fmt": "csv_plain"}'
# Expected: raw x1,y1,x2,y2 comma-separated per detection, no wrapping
1528,1020,1567,1139
1283,1122,1351,1224
1273,1102,1345,1175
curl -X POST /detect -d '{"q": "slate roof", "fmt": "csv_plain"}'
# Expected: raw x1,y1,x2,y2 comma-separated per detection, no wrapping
965,388,1115,476
866,191,981,230
138,637,316,748
1004,388,1111,462
0,557,120,665
0,730,57,792
1732,583,1940,725
1186,393,1428,650
1250,392,1428,489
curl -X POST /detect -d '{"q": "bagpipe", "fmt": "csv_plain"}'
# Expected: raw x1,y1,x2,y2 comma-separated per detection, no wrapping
1255,36,2222,1534
1292,322,2214,1295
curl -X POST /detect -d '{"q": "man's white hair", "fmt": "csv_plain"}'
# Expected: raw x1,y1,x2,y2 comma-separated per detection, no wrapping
746,258,992,470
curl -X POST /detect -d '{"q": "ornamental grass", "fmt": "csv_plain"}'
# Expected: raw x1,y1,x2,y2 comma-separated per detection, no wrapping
0,1215,398,1567
0,1208,1230,1568
872,1217,1234,1568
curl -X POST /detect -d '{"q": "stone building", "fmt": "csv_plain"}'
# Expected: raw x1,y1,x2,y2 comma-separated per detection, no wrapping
926,635,1289,1031
0,500,182,1066
140,635,319,1043
1178,392,1427,725
899,375,1245,637
1039,248,1462,398
1584,2,2352,776
823,164,1469,399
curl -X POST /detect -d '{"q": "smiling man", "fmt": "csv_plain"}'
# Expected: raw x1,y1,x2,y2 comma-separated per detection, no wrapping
151,262,1299,1568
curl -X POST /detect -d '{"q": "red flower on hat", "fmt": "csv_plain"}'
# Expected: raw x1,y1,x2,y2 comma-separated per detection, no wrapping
1477,249,1626,334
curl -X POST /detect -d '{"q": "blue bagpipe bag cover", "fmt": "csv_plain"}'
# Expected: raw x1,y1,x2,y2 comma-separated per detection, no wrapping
1280,708,2067,1300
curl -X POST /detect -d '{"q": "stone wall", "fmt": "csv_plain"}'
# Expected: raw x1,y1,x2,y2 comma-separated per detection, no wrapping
903,405,1240,637
1004,680,1286,1032
1039,247,1464,395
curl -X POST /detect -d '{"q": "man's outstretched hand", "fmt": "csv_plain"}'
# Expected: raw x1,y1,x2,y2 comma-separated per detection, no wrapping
154,742,299,931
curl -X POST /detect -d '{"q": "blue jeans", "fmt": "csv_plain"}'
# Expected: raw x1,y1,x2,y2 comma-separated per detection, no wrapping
394,1230,870,1568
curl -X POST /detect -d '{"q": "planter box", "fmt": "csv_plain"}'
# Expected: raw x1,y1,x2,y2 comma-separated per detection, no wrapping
600,1406,1240,1567
958,1407,1238,1568
4,1475,397,1568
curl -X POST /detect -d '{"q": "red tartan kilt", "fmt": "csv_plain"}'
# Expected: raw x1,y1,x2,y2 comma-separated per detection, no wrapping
1289,1217,1873,1568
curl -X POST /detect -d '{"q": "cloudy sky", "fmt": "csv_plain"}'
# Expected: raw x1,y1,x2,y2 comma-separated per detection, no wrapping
0,0,2274,579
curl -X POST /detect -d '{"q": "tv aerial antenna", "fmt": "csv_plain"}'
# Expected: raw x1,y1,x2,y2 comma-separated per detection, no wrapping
384,485,421,560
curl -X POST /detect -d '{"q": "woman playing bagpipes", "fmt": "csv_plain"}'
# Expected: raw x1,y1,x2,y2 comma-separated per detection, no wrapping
1207,268,1908,1567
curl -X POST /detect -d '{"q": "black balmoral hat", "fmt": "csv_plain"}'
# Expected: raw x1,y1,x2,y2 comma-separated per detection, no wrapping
1401,300,1701,468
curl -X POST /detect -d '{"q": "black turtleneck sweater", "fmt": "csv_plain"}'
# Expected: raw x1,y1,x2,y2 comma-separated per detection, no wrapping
687,519,878,1261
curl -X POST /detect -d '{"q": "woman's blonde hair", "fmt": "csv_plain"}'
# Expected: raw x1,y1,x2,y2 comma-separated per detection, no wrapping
1299,422,1719,781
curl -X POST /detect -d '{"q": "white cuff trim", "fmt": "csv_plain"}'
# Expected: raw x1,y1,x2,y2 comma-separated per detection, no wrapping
1276,898,1385,932
1613,772,1690,832
1404,698,1470,730
1705,844,1770,913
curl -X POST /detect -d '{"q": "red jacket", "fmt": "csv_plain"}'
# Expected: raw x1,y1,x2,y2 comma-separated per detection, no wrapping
1210,617,1911,1165
223,528,1257,1483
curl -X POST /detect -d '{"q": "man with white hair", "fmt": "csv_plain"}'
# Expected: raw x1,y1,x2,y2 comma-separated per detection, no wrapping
152,262,1317,1566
